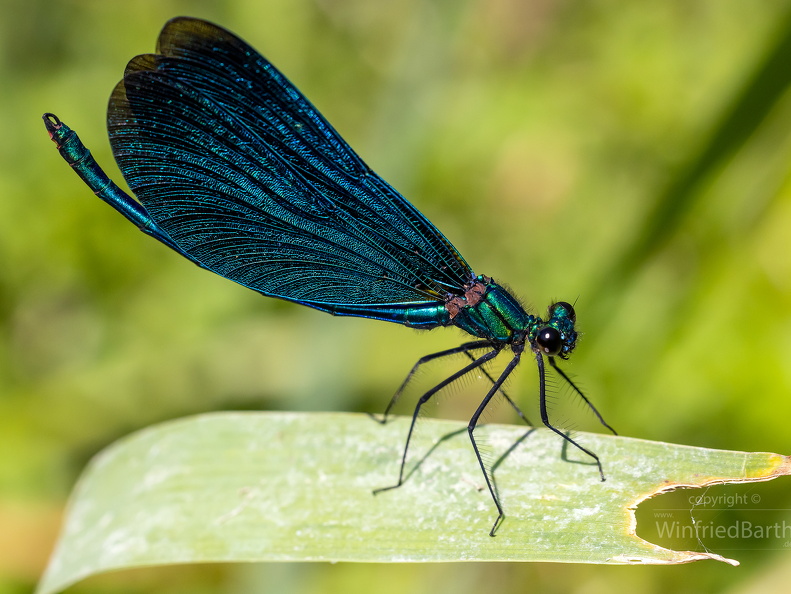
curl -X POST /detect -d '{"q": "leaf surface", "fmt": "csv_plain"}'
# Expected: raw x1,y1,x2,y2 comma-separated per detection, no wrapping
37,412,791,593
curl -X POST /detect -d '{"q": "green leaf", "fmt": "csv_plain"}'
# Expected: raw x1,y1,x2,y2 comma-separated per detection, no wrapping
37,412,790,593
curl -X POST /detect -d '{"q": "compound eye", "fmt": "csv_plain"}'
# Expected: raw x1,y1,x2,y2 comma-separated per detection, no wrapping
551,301,576,323
536,327,562,356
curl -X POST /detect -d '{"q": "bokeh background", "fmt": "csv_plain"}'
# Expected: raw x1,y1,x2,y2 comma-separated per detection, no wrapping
3,0,791,592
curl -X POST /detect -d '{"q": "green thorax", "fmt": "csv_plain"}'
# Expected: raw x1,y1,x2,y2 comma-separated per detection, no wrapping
447,276,536,343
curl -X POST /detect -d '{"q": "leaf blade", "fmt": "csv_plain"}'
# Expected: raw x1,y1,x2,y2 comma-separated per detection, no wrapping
37,412,790,593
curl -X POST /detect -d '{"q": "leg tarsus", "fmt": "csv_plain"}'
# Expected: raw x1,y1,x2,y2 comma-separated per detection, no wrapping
489,511,505,537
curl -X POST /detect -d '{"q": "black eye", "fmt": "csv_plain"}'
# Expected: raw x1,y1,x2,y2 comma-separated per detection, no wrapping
550,301,576,323
536,327,562,356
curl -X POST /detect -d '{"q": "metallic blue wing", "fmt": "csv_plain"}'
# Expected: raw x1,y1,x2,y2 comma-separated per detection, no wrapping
107,17,473,316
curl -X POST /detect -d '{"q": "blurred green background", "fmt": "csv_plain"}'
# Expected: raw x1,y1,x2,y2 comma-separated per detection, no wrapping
2,0,791,592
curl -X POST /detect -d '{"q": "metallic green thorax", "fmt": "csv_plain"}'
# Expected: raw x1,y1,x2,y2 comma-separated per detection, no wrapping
447,276,578,357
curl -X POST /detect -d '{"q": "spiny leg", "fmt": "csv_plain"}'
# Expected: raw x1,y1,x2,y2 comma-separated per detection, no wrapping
370,340,493,424
373,347,501,495
548,357,616,435
462,350,531,426
467,353,523,537
537,353,606,481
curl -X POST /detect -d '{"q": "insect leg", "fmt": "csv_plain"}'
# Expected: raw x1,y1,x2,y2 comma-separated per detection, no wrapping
370,340,493,424
467,353,522,536
537,353,605,481
548,357,616,435
373,347,500,495
462,350,531,426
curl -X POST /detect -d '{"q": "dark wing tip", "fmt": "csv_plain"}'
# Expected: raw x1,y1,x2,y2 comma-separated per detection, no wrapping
123,54,158,77
158,17,241,58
